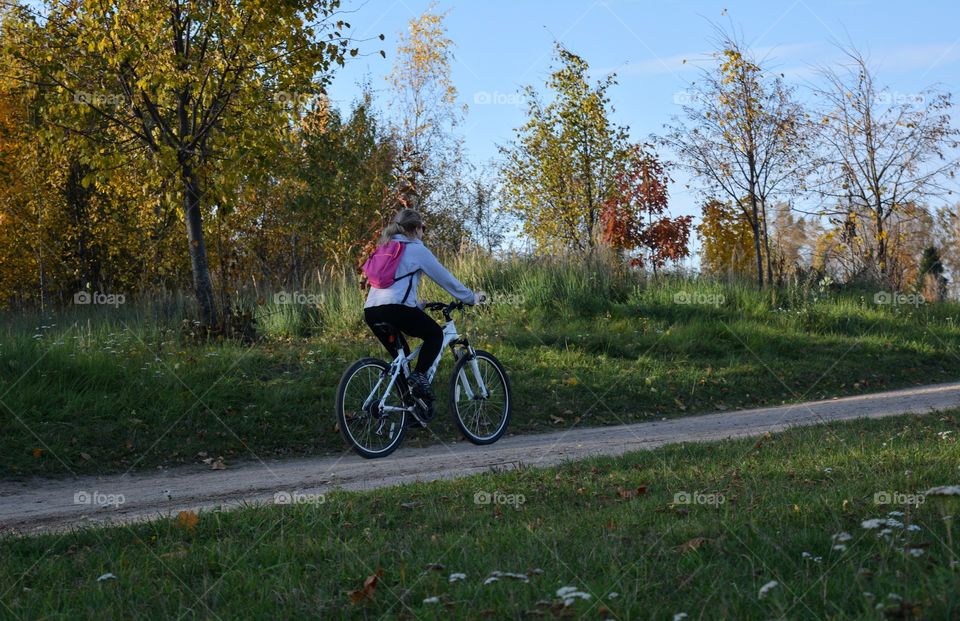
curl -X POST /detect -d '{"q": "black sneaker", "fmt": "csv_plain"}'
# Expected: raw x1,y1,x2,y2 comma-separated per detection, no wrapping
408,371,435,402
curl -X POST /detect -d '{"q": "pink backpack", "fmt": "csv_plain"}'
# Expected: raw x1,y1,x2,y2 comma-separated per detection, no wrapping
361,241,418,301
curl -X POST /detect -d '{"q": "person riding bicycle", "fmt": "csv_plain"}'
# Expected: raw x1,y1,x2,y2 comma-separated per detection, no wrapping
363,208,484,404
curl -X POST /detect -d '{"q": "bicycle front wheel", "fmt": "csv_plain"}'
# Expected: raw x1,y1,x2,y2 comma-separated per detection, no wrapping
336,358,407,458
448,349,511,445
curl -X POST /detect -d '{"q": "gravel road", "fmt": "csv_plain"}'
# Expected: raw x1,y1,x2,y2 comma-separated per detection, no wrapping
2,381,957,535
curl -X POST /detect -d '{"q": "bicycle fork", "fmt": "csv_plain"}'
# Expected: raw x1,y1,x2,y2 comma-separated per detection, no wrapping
456,348,490,401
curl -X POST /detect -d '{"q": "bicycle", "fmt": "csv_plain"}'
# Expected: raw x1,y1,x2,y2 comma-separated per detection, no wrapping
335,300,511,458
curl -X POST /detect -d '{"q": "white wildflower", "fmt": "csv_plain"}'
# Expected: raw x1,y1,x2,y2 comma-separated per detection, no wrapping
556,586,591,606
925,485,960,496
758,580,779,599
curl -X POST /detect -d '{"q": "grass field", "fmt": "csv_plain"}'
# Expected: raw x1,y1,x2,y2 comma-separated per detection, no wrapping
2,255,959,477
1,412,958,619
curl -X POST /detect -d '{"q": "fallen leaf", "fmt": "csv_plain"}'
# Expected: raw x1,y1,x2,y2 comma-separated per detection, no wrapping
349,568,384,604
80,452,92,461
617,486,648,498
31,448,43,459
674,537,712,554
175,510,199,533
210,457,226,470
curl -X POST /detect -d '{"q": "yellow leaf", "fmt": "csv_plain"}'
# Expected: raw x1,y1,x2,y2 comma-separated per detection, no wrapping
175,510,199,533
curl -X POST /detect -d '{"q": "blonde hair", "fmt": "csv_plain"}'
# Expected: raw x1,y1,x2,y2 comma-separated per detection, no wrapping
379,208,423,244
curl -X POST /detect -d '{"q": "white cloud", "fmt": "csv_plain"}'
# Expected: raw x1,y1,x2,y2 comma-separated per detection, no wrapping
596,41,823,79
875,42,960,73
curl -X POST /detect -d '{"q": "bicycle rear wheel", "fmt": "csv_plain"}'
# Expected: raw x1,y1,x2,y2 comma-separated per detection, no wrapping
336,358,407,458
448,349,511,445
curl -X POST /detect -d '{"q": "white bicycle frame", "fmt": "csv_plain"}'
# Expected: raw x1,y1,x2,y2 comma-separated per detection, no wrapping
361,317,491,418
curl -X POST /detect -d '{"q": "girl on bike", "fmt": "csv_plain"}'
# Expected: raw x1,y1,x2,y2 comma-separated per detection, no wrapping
364,208,484,403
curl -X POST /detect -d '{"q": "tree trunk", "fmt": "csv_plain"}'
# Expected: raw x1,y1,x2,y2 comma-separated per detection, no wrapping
65,160,95,293
760,199,773,285
182,166,217,326
875,210,887,285
748,195,764,289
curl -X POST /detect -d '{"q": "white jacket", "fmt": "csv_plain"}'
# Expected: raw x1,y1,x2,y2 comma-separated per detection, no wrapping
364,235,477,309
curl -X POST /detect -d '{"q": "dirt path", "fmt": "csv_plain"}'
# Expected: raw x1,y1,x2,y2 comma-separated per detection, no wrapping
3,381,959,535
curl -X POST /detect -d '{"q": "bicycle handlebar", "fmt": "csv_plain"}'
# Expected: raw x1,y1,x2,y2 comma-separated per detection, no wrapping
424,300,466,320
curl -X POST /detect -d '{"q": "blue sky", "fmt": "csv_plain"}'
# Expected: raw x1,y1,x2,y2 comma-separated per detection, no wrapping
328,0,960,256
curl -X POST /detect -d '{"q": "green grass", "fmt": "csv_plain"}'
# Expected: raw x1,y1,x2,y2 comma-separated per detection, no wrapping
2,255,959,477
2,412,959,619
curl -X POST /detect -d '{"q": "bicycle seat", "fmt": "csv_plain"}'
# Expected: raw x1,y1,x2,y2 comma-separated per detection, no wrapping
371,322,408,352
372,322,398,339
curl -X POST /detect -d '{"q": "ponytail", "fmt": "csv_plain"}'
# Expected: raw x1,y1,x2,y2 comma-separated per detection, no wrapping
379,208,422,245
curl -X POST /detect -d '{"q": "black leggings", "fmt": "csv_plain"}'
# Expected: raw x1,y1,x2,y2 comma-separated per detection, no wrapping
364,304,443,374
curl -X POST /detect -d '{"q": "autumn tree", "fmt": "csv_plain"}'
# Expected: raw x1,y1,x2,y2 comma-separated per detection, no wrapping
600,145,692,272
932,204,960,297
663,29,809,288
768,202,813,285
697,198,756,279
0,31,182,310
916,246,947,301
810,47,959,286
428,161,506,254
500,44,629,255
290,92,397,271
3,0,359,325
813,201,933,289
386,3,469,254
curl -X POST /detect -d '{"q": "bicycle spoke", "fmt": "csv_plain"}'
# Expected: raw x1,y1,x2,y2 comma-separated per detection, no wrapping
340,362,406,455
454,354,508,442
